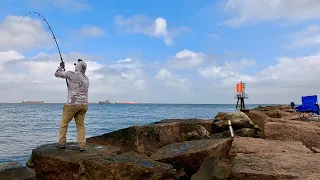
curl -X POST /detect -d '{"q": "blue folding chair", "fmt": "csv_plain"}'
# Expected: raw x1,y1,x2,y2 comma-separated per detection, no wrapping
295,95,319,120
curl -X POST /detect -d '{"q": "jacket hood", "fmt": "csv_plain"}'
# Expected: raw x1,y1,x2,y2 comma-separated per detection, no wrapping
75,60,87,74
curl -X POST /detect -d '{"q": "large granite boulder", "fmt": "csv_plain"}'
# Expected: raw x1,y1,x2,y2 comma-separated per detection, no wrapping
150,138,233,177
211,128,256,139
190,156,232,180
252,105,296,118
232,153,320,180
156,118,214,134
264,109,292,118
86,122,181,156
264,118,320,149
0,162,35,180
230,137,320,180
29,143,182,180
212,112,255,133
244,110,269,130
179,124,211,141
230,137,313,156
87,119,214,156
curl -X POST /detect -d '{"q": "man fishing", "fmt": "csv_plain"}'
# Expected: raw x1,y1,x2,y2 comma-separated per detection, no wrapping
54,59,89,152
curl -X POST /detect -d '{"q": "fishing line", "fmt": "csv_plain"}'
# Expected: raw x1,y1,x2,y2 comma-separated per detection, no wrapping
19,11,69,87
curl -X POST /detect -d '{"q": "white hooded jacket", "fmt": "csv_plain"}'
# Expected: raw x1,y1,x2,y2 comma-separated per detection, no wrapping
55,61,89,105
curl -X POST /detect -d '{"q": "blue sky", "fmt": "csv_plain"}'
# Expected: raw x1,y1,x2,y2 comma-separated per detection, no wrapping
1,0,320,104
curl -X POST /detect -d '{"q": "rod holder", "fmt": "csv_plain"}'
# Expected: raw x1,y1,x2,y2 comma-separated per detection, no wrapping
228,120,234,138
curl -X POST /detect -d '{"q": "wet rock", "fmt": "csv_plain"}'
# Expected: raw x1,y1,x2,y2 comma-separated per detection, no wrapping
87,122,180,156
30,143,181,180
232,153,320,180
191,156,231,180
150,138,233,176
0,162,35,180
264,118,320,149
212,112,255,133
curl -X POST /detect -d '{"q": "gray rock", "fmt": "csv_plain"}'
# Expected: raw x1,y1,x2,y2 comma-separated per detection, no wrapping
212,112,255,133
0,162,35,180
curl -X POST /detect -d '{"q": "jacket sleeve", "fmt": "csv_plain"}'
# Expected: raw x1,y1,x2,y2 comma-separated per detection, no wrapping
55,66,73,79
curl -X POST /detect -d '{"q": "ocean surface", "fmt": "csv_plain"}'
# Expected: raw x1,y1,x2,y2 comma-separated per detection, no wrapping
0,103,265,165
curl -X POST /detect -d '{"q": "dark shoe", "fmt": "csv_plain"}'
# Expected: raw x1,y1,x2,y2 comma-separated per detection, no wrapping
57,143,66,149
78,147,85,152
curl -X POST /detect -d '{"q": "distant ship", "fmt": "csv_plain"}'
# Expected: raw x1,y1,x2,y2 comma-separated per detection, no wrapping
115,101,139,104
22,100,44,104
99,100,111,104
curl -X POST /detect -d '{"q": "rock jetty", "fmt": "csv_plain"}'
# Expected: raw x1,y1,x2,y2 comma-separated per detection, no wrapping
2,104,320,179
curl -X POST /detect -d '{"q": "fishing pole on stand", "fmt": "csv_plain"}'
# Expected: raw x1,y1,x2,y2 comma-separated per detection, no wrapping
19,11,69,88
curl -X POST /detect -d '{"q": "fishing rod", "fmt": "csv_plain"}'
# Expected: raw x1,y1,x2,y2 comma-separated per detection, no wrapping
19,11,69,87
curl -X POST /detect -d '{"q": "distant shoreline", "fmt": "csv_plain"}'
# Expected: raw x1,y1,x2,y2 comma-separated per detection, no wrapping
0,103,283,105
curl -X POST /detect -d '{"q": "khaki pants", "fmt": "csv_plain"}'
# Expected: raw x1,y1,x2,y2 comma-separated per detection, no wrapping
59,104,88,148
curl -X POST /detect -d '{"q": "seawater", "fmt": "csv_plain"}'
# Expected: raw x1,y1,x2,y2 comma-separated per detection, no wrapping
0,103,262,165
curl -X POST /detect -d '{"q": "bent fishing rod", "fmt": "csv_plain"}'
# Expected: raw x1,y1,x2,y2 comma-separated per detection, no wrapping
19,11,69,87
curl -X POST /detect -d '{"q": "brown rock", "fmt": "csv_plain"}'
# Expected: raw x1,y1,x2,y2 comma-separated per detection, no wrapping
211,128,256,139
87,122,180,156
264,118,320,149
244,110,269,130
184,124,211,141
191,156,231,180
230,137,320,179
264,109,292,118
150,138,233,176
253,105,277,111
311,147,320,153
230,137,313,156
158,118,214,134
0,162,35,180
30,143,181,180
283,114,299,121
232,153,320,180
234,128,255,137
212,111,255,133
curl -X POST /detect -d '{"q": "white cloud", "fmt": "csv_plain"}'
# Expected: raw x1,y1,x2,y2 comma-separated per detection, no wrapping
155,68,191,90
115,14,190,45
118,58,133,63
198,66,257,86
221,0,320,27
0,50,25,70
0,15,52,51
77,25,106,37
196,50,320,103
198,58,256,85
0,51,148,102
168,49,206,69
289,25,320,48
0,52,105,89
2,47,320,104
